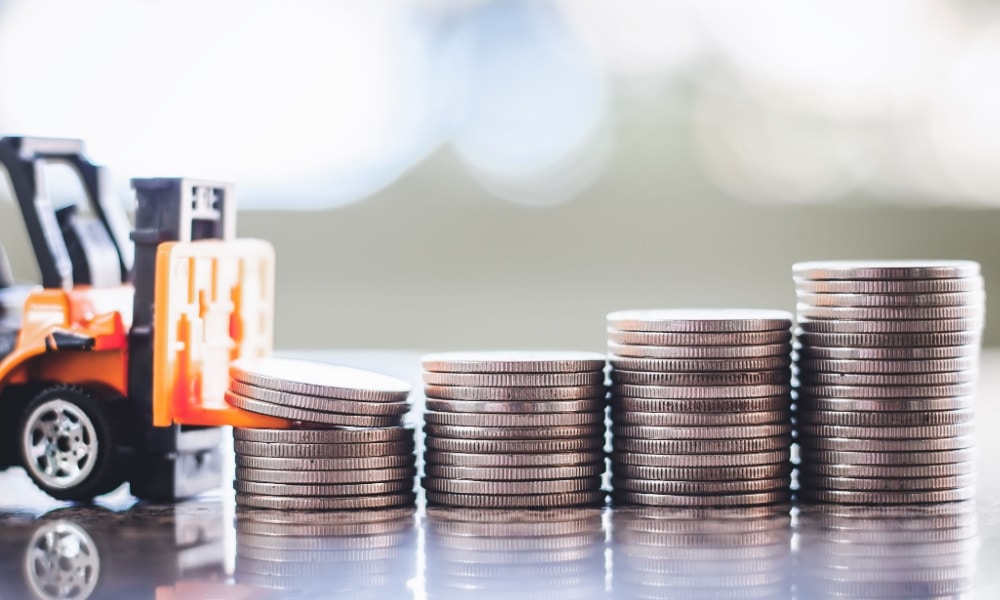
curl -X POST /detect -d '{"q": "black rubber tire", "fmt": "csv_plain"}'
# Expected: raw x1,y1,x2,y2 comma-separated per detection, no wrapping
18,386,132,502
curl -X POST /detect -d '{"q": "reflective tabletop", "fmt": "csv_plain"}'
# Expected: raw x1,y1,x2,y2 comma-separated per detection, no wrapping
1,351,998,600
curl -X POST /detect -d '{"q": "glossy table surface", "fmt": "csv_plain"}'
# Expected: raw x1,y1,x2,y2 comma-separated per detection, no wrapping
1,350,998,600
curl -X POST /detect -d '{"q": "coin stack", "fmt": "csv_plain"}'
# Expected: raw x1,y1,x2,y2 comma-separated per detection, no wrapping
235,507,417,598
611,506,792,600
607,309,795,507
793,261,984,505
226,357,417,510
420,351,608,509
424,507,606,600
796,502,977,598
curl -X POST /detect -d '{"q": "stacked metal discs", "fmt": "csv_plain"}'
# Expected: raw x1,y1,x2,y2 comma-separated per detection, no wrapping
607,309,795,507
420,351,608,509
611,505,792,600
226,357,417,510
235,507,417,598
424,507,606,600
796,502,977,598
793,261,984,505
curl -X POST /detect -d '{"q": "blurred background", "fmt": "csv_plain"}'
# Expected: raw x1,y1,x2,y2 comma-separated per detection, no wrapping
1,0,998,350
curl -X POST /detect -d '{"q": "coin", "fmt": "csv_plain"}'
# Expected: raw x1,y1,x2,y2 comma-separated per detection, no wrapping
795,344,980,360
608,356,792,372
611,383,791,399
613,463,790,481
425,506,603,523
427,518,603,538
792,260,980,280
422,371,604,387
230,381,409,416
611,396,791,413
236,466,417,484
421,351,606,373
797,318,983,334
426,490,605,508
612,423,792,440
236,454,417,470
611,450,789,468
608,309,793,333
233,427,413,444
612,436,792,454
798,473,975,492
225,392,402,427
424,450,605,467
610,369,789,387
234,439,415,458
797,304,984,321
796,435,975,452
424,463,605,481
795,396,974,412
612,477,789,495
794,276,984,294
425,397,605,414
796,291,984,308
607,329,792,346
607,342,791,359
423,424,605,440
796,488,975,504
423,385,606,401
236,506,415,525
795,331,982,348
234,492,417,510
797,383,976,398
422,477,601,495
795,371,977,386
425,437,604,453
803,463,974,479
798,448,974,466
797,356,977,374
234,480,412,496
612,491,790,507
230,357,410,401
423,410,603,427
795,409,974,427
610,410,790,427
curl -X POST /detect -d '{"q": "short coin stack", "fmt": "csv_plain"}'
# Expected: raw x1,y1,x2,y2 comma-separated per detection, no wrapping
607,309,795,507
420,351,608,509
793,260,984,505
226,357,417,510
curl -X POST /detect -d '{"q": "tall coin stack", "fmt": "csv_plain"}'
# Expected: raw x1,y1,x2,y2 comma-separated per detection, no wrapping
607,309,795,507
793,261,984,505
226,357,417,510
420,352,608,509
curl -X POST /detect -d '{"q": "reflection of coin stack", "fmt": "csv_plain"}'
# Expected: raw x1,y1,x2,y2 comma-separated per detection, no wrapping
607,310,794,507
235,507,417,598
611,505,793,600
424,507,606,600
793,261,983,504
226,357,417,510
796,502,977,598
421,352,608,509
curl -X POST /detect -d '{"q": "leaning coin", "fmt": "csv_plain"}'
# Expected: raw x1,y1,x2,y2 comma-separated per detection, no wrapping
796,291,985,308
796,318,983,334
795,409,974,427
234,439,415,459
235,492,416,510
609,356,791,373
611,450,789,468
613,463,790,482
792,260,980,281
797,304,984,321
233,427,412,444
612,436,792,455
426,398,605,414
795,331,982,348
798,474,975,492
423,411,603,428
610,410,790,427
423,424,605,440
421,351,606,374
607,329,791,346
610,369,789,386
798,448,975,466
796,436,975,452
422,371,603,387
230,357,410,402
426,490,605,509
234,480,413,497
611,424,792,440
611,383,791,400
425,437,604,453
235,454,416,470
422,477,601,495
225,392,402,427
612,491,790,508
236,466,417,484
794,276,984,294
794,371,977,386
796,357,977,374
796,488,975,504
795,344,981,360
612,477,789,495
423,385,606,401
607,309,792,333
797,383,976,399
803,463,974,479
611,396,791,414
230,381,409,416
424,450,605,467
795,396,974,413
424,463,605,481
607,342,791,359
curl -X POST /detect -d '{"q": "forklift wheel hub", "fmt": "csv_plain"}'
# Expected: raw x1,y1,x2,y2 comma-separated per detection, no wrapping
22,399,99,489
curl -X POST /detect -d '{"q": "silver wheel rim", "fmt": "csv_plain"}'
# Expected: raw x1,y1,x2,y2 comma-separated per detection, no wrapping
22,398,99,490
24,521,101,600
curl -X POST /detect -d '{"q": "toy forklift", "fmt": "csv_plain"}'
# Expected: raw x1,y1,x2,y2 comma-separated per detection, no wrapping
0,137,285,502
